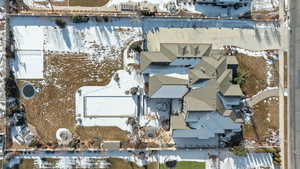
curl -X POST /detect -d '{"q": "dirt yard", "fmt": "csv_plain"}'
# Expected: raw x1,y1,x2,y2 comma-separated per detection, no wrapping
16,53,129,148
69,0,109,7
107,158,158,169
243,97,279,144
236,54,268,97
34,0,109,7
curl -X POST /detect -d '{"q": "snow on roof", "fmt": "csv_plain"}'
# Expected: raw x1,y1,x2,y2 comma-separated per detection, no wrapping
11,50,44,79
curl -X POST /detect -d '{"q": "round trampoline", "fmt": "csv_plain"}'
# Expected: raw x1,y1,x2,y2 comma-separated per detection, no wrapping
22,83,36,99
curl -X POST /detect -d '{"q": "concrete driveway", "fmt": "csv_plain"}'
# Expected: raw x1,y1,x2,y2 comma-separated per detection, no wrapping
147,27,283,51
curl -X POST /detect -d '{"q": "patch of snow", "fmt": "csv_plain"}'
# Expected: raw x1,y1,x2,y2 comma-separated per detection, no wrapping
10,50,44,79
75,70,143,131
252,0,279,11
22,0,52,9
11,17,143,63
106,0,176,12
179,3,250,18
140,98,171,127
228,46,278,60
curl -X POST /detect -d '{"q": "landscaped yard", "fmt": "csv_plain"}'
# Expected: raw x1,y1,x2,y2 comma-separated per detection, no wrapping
160,161,206,169
236,53,268,97
107,158,158,169
14,53,128,149
18,159,35,169
243,97,279,144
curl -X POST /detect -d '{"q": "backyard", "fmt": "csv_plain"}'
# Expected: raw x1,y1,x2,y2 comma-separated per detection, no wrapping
14,53,129,148
69,0,109,7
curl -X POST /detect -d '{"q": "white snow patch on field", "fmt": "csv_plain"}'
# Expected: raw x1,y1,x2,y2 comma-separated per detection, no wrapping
8,150,275,169
23,0,51,9
252,0,279,11
0,25,6,116
107,0,176,12
75,70,143,131
11,17,142,63
10,50,44,79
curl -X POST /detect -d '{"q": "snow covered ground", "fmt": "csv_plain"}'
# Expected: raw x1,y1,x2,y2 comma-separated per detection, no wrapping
252,0,279,11
21,0,277,17
11,17,142,62
179,2,251,17
106,0,176,12
75,70,143,131
11,50,44,79
7,150,275,169
0,16,6,127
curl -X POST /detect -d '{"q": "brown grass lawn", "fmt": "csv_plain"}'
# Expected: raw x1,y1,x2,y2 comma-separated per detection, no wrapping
107,158,158,169
16,53,128,147
69,0,109,7
236,54,268,97
34,0,109,7
11,158,158,169
18,159,35,169
243,97,279,143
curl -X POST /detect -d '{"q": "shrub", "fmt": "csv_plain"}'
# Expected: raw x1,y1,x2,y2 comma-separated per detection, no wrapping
72,16,89,23
95,16,111,22
234,71,248,86
55,19,66,29
28,138,42,148
231,146,248,156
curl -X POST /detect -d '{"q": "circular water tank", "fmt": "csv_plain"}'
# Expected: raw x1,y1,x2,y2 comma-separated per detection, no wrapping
22,83,36,99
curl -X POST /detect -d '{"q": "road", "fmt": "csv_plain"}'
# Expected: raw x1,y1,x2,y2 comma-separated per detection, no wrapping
289,0,300,167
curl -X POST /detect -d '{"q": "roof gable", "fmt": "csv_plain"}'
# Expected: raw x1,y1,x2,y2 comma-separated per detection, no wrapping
149,75,188,98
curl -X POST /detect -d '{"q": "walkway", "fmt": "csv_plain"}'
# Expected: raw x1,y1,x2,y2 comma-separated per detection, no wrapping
247,88,279,107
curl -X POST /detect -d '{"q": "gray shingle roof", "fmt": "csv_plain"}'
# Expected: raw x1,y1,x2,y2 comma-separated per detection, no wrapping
184,80,217,111
149,75,188,97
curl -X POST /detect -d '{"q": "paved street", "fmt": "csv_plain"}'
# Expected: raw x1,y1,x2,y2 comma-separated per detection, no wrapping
289,0,300,168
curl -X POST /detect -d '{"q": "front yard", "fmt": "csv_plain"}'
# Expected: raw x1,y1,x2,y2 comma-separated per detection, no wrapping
107,158,158,169
160,161,206,169
236,53,268,97
243,97,279,145
235,50,279,146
